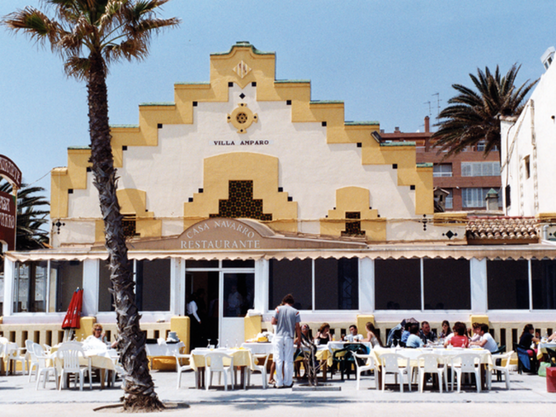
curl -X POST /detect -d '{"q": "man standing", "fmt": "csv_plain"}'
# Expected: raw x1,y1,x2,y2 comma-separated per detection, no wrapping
271,294,301,388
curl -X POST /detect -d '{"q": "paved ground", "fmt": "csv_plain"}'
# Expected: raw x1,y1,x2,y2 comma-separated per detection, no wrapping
0,368,554,416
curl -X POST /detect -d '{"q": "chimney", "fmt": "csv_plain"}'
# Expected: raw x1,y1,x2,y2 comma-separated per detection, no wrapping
425,116,430,133
394,126,400,133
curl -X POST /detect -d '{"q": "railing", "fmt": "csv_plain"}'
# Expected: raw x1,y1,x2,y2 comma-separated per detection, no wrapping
0,321,172,349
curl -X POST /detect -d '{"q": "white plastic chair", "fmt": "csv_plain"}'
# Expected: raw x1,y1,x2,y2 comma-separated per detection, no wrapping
205,352,234,391
34,344,58,390
450,353,482,393
27,340,40,382
416,353,447,393
380,353,411,392
6,344,27,375
353,352,378,390
175,351,192,389
489,351,514,390
56,341,92,391
248,353,270,389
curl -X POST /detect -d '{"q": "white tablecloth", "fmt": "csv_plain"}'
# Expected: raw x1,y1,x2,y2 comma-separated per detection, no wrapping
539,342,556,354
241,343,274,355
145,342,184,357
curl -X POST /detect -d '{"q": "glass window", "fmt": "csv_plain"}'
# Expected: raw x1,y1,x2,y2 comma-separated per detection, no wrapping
315,258,359,310
98,261,114,312
487,260,529,309
433,164,452,177
424,259,470,309
375,259,421,310
13,261,48,312
50,261,83,313
461,162,500,177
445,189,453,209
532,259,556,310
223,273,254,317
135,259,171,311
269,259,312,310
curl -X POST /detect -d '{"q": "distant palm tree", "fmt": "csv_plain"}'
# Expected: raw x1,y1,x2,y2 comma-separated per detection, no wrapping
3,1,179,411
432,65,537,158
0,180,49,250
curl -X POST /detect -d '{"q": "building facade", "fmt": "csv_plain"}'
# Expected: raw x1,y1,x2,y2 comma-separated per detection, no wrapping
381,118,502,212
2,43,556,352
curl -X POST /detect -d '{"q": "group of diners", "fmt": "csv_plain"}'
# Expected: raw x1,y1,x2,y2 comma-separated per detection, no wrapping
304,322,383,347
400,320,498,352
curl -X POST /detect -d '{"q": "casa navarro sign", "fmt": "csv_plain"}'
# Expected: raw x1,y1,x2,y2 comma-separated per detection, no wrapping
181,218,261,249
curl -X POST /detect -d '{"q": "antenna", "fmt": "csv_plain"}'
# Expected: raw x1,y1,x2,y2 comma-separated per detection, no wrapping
433,93,442,117
424,100,432,116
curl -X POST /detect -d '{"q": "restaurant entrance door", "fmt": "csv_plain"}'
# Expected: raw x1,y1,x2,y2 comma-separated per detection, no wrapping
185,260,255,349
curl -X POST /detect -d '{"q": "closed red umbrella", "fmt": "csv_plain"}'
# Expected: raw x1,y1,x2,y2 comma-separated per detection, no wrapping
62,288,84,329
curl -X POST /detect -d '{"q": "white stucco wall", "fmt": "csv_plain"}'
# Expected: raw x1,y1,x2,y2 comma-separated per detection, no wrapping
502,61,556,216
67,84,417,225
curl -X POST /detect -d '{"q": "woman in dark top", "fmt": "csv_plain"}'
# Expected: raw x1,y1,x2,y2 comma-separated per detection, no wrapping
519,323,540,349
439,320,452,339
314,323,332,345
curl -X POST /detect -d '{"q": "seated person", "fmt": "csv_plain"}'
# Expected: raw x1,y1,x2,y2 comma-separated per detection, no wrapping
406,324,424,348
469,322,481,343
418,321,437,344
344,325,363,342
294,324,315,378
519,324,539,349
400,322,412,344
361,322,382,347
469,323,497,352
439,320,452,339
314,323,333,345
93,324,106,342
445,322,468,348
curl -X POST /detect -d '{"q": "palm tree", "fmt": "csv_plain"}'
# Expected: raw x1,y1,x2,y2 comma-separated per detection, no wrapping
2,1,179,411
432,65,537,158
0,180,49,250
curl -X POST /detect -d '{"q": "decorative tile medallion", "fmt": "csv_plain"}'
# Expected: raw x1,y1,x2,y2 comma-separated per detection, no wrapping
233,60,252,79
227,103,258,133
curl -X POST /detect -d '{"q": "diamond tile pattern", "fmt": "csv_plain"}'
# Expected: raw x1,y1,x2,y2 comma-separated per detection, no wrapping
210,180,272,221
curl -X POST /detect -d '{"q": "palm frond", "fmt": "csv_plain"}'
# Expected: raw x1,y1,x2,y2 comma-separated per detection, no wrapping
432,64,536,159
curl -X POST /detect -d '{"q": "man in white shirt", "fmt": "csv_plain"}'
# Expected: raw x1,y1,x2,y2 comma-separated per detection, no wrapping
470,323,498,352
271,294,301,388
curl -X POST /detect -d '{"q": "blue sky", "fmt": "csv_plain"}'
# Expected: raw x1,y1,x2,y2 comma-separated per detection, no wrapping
1,1,555,192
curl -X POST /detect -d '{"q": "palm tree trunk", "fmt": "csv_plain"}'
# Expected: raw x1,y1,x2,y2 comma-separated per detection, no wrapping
87,53,163,412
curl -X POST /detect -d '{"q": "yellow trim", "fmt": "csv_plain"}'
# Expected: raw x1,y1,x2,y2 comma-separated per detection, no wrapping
94,189,161,242
171,316,190,353
321,187,386,240
356,315,375,337
244,315,262,342
51,44,433,222
183,153,298,233
469,315,489,326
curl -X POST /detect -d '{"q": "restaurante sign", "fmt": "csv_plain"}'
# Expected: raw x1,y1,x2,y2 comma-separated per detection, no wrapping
0,154,20,250
0,154,22,189
180,218,261,249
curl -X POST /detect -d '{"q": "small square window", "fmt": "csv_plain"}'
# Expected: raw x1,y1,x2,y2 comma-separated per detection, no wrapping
157,123,163,129
357,143,362,148
392,164,398,169
228,82,234,87
322,121,327,127
410,185,416,190
251,82,257,87
193,101,198,107
122,146,128,151
286,100,292,105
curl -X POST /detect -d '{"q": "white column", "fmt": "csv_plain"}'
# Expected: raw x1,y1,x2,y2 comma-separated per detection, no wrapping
359,258,374,313
170,258,184,315
254,259,268,313
81,259,98,316
3,257,15,317
470,258,488,313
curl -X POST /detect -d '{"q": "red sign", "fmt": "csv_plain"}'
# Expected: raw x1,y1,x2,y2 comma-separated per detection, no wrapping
0,154,22,189
0,190,16,250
